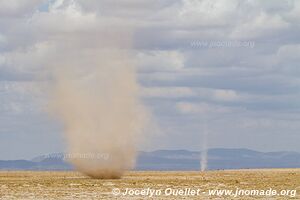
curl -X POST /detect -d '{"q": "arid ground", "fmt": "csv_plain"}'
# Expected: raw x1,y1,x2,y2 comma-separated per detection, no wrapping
0,169,299,199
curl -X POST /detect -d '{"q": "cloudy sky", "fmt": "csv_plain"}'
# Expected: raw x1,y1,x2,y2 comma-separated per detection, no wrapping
1,0,300,159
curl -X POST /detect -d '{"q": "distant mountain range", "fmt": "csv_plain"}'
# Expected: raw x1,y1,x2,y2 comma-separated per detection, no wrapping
1,148,300,171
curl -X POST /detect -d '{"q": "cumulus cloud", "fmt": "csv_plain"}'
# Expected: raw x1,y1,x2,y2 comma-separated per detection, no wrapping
0,0,44,17
137,50,184,72
176,102,234,115
141,87,195,98
230,10,290,39
213,89,240,102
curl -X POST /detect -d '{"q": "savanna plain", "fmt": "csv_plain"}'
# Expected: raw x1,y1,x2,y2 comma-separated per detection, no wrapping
0,169,299,200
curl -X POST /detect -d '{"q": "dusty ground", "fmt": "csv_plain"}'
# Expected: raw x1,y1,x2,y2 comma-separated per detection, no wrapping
0,169,299,199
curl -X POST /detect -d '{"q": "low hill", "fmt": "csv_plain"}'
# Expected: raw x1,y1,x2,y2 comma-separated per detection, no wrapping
0,148,299,170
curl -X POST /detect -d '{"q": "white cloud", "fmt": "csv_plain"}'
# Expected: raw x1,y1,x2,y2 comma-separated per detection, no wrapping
137,50,184,72
0,0,44,17
286,0,300,21
277,44,300,61
176,102,233,114
179,0,239,26
213,89,239,102
30,1,97,35
141,87,195,98
230,12,289,39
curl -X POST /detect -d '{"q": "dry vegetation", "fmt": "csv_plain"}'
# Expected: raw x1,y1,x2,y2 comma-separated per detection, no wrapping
0,169,299,199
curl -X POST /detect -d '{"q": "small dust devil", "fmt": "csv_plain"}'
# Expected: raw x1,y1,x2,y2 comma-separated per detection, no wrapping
200,120,208,172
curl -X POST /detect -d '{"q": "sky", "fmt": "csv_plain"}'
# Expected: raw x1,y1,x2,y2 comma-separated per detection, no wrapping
0,0,300,159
